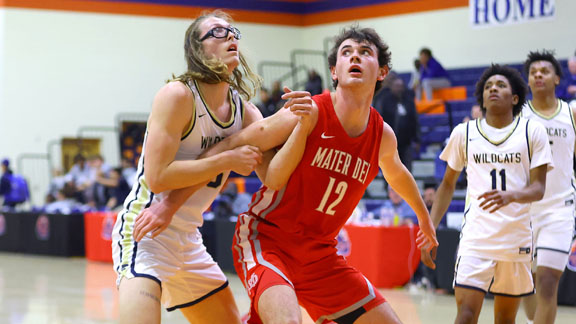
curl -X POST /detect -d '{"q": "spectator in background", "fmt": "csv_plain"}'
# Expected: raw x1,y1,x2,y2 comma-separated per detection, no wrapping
304,69,323,95
44,182,83,214
416,47,451,101
104,167,131,211
0,159,13,203
377,186,418,226
48,168,67,199
121,158,137,187
559,56,576,101
408,59,421,91
212,181,251,219
256,87,278,118
85,154,111,209
0,159,30,209
373,74,420,172
65,153,91,202
270,79,284,108
423,183,436,213
462,104,483,123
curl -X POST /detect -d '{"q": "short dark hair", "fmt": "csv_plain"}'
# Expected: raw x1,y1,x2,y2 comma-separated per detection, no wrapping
524,49,563,78
420,47,432,58
474,64,527,117
327,25,391,92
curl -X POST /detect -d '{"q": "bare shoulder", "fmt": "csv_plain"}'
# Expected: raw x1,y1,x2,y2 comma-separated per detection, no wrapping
379,120,397,157
149,81,194,127
242,100,264,127
154,81,194,109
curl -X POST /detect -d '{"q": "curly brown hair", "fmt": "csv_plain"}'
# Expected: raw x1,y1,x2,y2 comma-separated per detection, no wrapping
327,25,391,92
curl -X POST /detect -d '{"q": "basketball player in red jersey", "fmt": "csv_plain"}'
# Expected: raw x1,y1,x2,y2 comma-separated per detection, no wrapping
135,26,438,323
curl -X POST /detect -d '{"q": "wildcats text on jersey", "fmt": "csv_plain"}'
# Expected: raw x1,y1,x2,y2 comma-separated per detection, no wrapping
201,136,225,149
310,146,372,184
545,127,567,138
472,152,522,164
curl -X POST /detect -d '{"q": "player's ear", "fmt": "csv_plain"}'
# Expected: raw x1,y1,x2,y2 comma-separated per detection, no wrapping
377,66,389,81
330,66,337,82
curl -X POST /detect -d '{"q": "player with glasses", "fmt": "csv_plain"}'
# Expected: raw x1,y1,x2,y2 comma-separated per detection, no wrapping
200,25,241,41
112,10,269,324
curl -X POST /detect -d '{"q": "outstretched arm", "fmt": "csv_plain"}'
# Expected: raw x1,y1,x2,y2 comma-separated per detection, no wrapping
420,166,460,269
378,121,438,252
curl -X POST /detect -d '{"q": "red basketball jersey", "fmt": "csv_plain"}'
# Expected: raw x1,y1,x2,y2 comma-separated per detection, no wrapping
246,92,383,248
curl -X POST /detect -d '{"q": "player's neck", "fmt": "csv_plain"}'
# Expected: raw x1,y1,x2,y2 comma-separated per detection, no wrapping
332,88,372,137
484,113,514,129
531,93,557,113
196,81,232,114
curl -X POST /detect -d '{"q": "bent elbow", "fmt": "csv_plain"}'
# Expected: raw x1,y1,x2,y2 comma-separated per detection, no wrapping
534,190,545,201
146,173,166,193
264,180,285,191
263,175,287,191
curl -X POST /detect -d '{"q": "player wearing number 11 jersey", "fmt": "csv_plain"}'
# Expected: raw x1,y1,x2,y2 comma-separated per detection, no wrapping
422,65,553,324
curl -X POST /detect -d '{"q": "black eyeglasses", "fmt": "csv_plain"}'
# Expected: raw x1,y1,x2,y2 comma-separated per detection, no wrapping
200,26,242,41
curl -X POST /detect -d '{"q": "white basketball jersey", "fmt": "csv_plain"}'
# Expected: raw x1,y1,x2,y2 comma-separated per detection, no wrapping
122,80,244,230
521,99,576,211
440,117,553,261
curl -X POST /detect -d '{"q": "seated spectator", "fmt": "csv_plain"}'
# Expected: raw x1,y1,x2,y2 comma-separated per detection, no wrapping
415,47,451,101
559,56,576,101
213,181,251,219
0,159,30,209
121,158,137,187
373,74,420,171
103,167,131,211
376,186,418,226
44,182,83,214
462,104,483,123
256,87,278,118
423,183,436,213
65,153,91,203
270,80,284,108
408,59,421,91
48,168,67,199
305,69,323,96
85,154,112,209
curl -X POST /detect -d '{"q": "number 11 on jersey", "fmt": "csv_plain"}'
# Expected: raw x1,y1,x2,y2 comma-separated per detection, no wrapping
490,169,507,191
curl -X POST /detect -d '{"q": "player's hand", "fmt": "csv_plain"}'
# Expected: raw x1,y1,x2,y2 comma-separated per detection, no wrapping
415,216,438,252
420,245,438,269
479,190,514,213
282,87,314,130
133,199,179,242
229,145,262,176
281,87,313,117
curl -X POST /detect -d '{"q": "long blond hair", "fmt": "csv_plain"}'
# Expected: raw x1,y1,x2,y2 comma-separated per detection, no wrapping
173,10,261,100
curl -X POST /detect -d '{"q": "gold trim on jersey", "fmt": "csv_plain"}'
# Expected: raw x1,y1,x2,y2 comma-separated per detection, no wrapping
476,117,521,146
527,99,562,120
193,79,236,128
567,100,576,136
181,80,197,140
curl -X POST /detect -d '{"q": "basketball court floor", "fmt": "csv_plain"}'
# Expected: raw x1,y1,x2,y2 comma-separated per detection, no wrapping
1,252,575,324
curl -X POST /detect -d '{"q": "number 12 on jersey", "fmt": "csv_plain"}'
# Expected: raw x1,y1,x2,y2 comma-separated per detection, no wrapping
490,169,507,191
316,177,348,215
